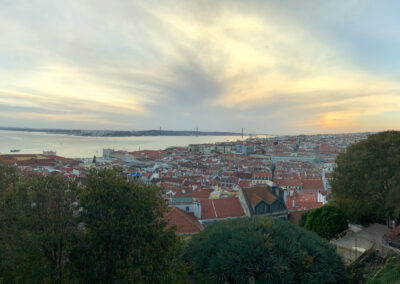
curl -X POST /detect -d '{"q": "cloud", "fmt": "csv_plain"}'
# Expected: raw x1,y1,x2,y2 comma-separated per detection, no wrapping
0,0,399,133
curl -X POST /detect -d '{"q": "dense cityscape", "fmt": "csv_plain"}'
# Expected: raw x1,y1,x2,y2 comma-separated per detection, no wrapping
0,133,369,231
2,0,400,281
1,131,399,282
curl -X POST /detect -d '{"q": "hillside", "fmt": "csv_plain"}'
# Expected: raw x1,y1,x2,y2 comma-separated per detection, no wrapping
347,250,400,283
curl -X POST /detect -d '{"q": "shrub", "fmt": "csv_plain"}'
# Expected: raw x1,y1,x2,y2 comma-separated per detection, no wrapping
185,217,346,283
300,205,348,240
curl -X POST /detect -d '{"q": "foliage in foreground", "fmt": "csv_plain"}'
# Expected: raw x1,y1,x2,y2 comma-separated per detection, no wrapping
184,217,346,284
331,131,400,225
0,171,79,283
299,205,348,240
70,169,187,283
347,250,400,284
367,254,400,284
0,165,186,283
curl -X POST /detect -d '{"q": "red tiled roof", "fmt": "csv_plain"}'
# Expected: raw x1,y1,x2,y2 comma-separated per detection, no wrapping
279,178,301,187
253,171,272,178
248,194,263,206
0,154,59,167
164,207,202,234
286,189,323,211
235,172,252,179
302,179,324,191
238,180,252,188
243,186,277,206
200,197,245,220
173,187,211,199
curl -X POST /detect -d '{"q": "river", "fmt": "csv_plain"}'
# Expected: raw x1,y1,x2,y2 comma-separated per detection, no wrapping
0,130,246,158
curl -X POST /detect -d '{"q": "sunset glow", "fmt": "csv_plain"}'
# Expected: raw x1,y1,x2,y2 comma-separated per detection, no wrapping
1,0,399,134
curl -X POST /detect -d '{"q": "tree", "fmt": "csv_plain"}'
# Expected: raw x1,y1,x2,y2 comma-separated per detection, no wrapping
184,217,346,284
70,168,186,283
299,211,309,228
0,171,79,282
331,131,400,224
0,162,18,190
299,205,348,240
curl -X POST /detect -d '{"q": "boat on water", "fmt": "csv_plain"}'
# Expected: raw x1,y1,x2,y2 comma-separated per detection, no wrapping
10,149,21,153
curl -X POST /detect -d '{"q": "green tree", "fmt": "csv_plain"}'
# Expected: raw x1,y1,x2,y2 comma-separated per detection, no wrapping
300,205,348,240
331,131,400,224
185,217,346,284
0,171,79,283
0,162,18,190
298,211,309,227
70,168,186,283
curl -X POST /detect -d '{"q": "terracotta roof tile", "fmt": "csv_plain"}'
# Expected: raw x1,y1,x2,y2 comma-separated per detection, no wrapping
200,197,245,220
243,186,277,206
286,189,323,211
253,171,272,178
279,178,301,187
164,207,202,234
173,187,211,199
302,179,324,191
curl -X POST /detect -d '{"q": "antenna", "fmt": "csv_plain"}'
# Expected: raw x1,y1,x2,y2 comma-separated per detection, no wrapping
241,128,244,138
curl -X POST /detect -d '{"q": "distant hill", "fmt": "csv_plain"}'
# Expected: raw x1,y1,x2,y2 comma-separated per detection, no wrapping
0,127,242,137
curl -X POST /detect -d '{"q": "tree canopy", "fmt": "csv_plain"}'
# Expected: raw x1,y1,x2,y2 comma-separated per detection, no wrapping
70,168,186,283
0,163,18,190
184,217,346,284
331,131,400,224
0,172,79,283
299,205,348,240
0,165,185,283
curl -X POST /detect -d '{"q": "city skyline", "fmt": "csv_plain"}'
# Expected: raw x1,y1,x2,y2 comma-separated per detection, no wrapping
1,0,400,134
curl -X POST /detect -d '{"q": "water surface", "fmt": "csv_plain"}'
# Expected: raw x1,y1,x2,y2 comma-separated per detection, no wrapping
0,130,245,158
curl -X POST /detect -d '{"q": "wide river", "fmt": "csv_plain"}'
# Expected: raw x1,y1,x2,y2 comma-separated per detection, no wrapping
0,130,246,158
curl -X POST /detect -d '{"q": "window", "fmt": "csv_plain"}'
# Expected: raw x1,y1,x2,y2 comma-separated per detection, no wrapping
185,206,190,212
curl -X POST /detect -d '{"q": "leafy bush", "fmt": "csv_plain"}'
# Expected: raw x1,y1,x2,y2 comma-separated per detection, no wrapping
184,217,346,283
300,205,348,240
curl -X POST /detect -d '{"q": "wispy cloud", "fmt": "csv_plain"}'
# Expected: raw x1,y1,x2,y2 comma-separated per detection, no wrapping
0,0,399,133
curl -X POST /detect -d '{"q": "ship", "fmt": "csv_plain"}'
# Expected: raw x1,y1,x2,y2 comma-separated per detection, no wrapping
10,149,21,153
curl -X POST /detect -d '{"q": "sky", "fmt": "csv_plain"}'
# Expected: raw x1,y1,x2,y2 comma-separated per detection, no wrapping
1,0,400,135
